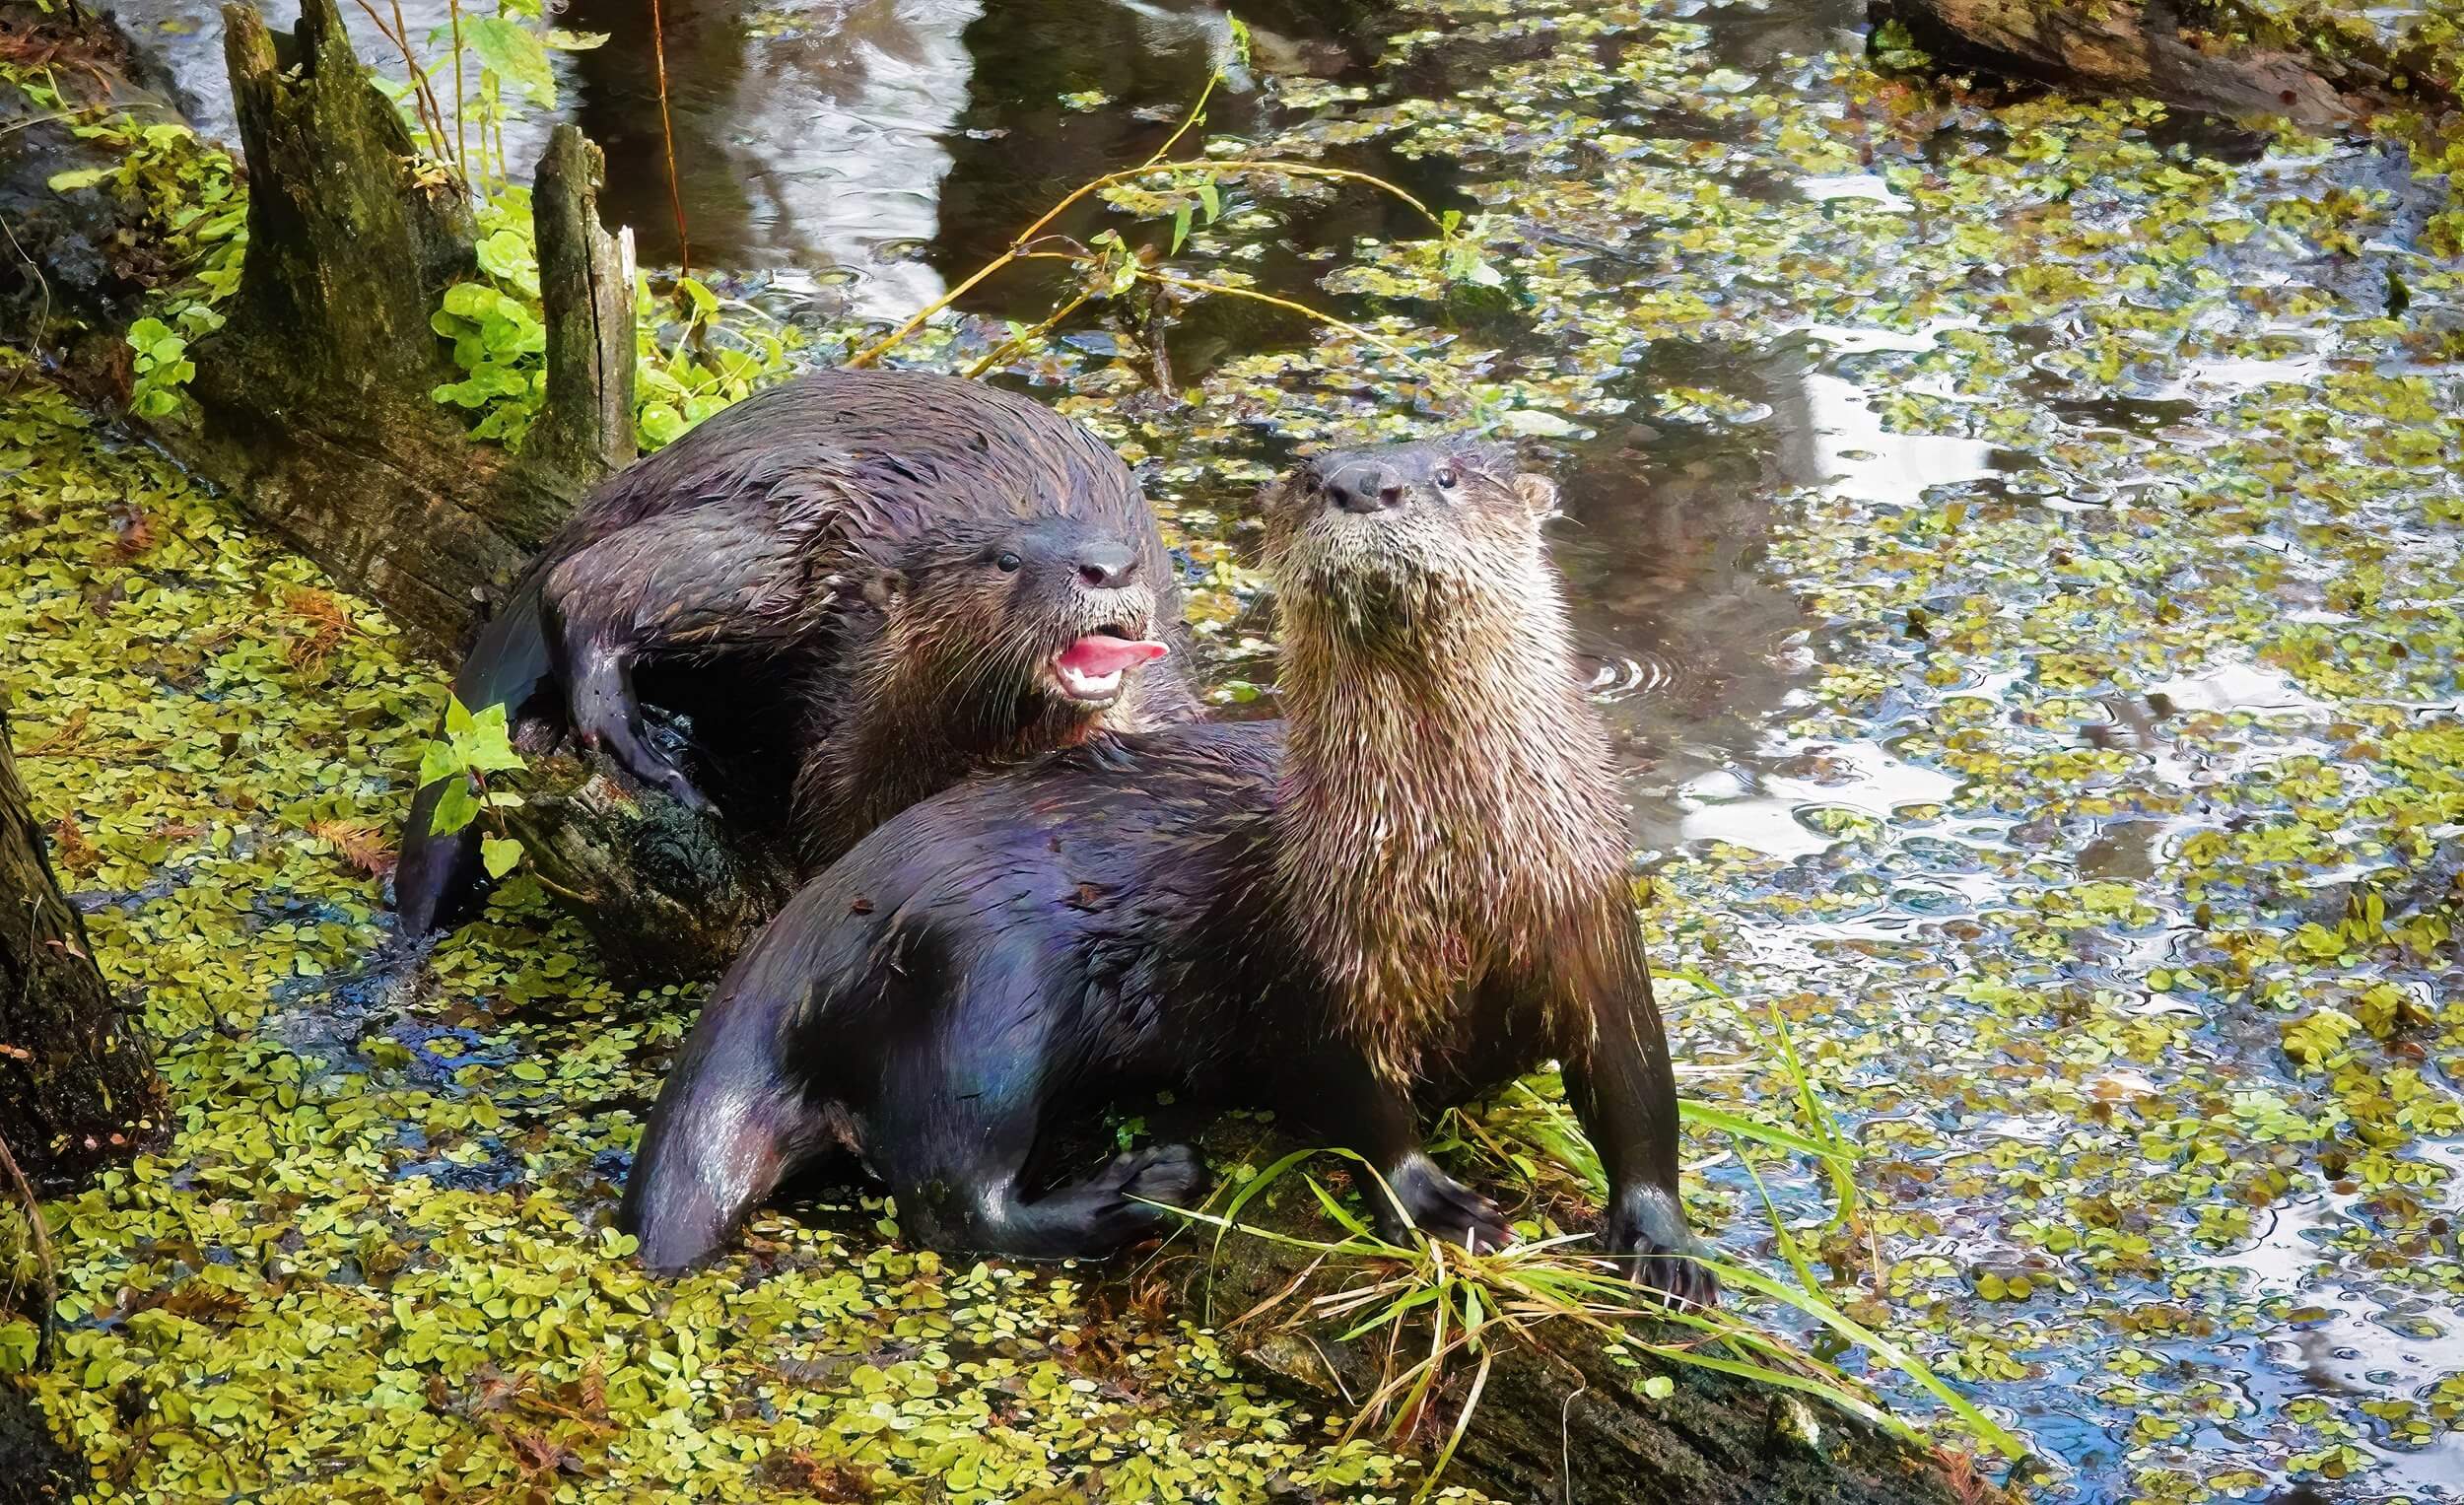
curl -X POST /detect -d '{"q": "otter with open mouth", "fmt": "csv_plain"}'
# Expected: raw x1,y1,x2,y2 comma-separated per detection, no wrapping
789,511,1179,870
622,439,1712,1306
393,369,1198,934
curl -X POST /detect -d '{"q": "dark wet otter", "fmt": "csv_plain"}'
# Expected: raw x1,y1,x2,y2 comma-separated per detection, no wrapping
621,440,1709,1302
394,368,1198,935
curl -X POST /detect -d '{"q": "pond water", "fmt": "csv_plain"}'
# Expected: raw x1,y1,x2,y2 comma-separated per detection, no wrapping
48,0,2464,1500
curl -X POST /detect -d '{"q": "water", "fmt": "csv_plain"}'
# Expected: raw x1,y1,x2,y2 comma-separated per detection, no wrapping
103,0,2464,1498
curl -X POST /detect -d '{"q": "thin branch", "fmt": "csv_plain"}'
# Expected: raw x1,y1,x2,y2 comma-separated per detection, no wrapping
0,1126,55,1370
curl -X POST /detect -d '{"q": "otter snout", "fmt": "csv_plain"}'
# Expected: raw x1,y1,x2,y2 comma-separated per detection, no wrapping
1327,462,1406,514
1073,539,1138,588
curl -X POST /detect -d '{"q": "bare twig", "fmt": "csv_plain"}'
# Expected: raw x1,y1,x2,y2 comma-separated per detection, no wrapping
0,1126,56,1370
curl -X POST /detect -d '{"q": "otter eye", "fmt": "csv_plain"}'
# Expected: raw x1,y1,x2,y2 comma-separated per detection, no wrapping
1435,467,1460,490
995,551,1023,573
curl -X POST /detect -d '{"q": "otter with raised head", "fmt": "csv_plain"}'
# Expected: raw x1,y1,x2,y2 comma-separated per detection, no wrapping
394,369,1197,935
620,440,1710,1301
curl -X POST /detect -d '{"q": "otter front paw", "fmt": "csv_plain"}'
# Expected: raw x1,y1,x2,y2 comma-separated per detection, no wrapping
578,717,713,812
1607,1185,1716,1309
1378,1153,1513,1255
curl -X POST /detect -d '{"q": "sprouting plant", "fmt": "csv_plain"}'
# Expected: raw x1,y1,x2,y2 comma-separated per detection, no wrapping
41,117,245,419
1179,1142,2022,1501
414,694,528,879
428,193,794,451
357,0,606,198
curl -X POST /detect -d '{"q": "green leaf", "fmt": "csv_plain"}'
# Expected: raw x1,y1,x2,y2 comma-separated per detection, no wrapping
444,694,477,737
1197,182,1220,223
474,229,535,285
1642,1374,1676,1400
462,16,558,108
431,778,482,836
481,836,524,879
639,402,685,445
47,167,109,192
1171,203,1193,256
416,740,460,790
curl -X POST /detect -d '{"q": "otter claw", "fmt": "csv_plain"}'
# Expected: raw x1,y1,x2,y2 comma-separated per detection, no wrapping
1378,1153,1514,1255
1608,1186,1718,1309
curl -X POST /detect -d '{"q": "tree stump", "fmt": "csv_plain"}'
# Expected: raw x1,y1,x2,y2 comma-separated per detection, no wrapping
0,0,639,654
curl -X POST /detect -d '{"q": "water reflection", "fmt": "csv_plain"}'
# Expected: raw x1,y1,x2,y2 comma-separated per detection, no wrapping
1563,330,2016,862
563,0,978,315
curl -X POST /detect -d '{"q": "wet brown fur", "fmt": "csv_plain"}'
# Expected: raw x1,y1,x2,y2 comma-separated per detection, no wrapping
623,439,1705,1301
1264,447,1631,1083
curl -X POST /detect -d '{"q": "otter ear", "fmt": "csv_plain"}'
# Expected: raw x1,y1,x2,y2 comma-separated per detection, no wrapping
859,569,911,610
1512,472,1561,521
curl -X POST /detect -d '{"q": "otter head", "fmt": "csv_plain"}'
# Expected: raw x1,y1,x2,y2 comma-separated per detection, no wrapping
868,513,1171,723
1262,439,1559,651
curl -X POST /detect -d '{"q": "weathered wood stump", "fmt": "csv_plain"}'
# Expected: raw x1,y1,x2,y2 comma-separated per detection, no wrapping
0,0,636,653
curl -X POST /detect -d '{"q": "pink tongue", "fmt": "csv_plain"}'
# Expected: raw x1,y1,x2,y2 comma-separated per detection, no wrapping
1060,635,1169,677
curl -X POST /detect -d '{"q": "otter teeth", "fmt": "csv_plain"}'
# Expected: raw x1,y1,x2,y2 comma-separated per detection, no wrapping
1055,661,1126,701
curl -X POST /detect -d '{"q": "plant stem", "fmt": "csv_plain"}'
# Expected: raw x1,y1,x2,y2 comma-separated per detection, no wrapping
850,160,1447,370
649,0,692,277
447,0,467,182
0,1126,55,1370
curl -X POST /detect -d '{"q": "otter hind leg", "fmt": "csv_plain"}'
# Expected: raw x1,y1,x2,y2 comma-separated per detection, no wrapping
890,1140,1206,1262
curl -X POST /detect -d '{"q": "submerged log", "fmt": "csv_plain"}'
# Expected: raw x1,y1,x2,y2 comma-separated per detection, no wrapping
1868,0,2437,124
0,711,164,1190
1145,1118,1995,1505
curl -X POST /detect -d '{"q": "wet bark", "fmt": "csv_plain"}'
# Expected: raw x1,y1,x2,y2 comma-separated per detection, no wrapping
1869,0,2451,123
526,125,638,487
0,0,637,653
1137,1115,1997,1505
501,750,790,983
0,712,164,1191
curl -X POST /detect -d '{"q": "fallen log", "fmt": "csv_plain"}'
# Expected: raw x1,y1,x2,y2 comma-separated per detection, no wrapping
1868,0,2454,124
1133,1115,1999,1505
503,749,789,982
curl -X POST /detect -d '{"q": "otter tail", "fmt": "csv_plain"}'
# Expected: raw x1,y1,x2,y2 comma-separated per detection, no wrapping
622,884,878,1271
621,953,829,1272
394,578,559,936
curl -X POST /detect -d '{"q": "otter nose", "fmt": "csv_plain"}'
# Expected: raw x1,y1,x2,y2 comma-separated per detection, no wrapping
1074,540,1137,588
1328,464,1405,514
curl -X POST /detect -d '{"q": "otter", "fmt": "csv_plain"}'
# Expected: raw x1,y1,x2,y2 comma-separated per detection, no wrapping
620,440,1710,1303
394,368,1198,935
